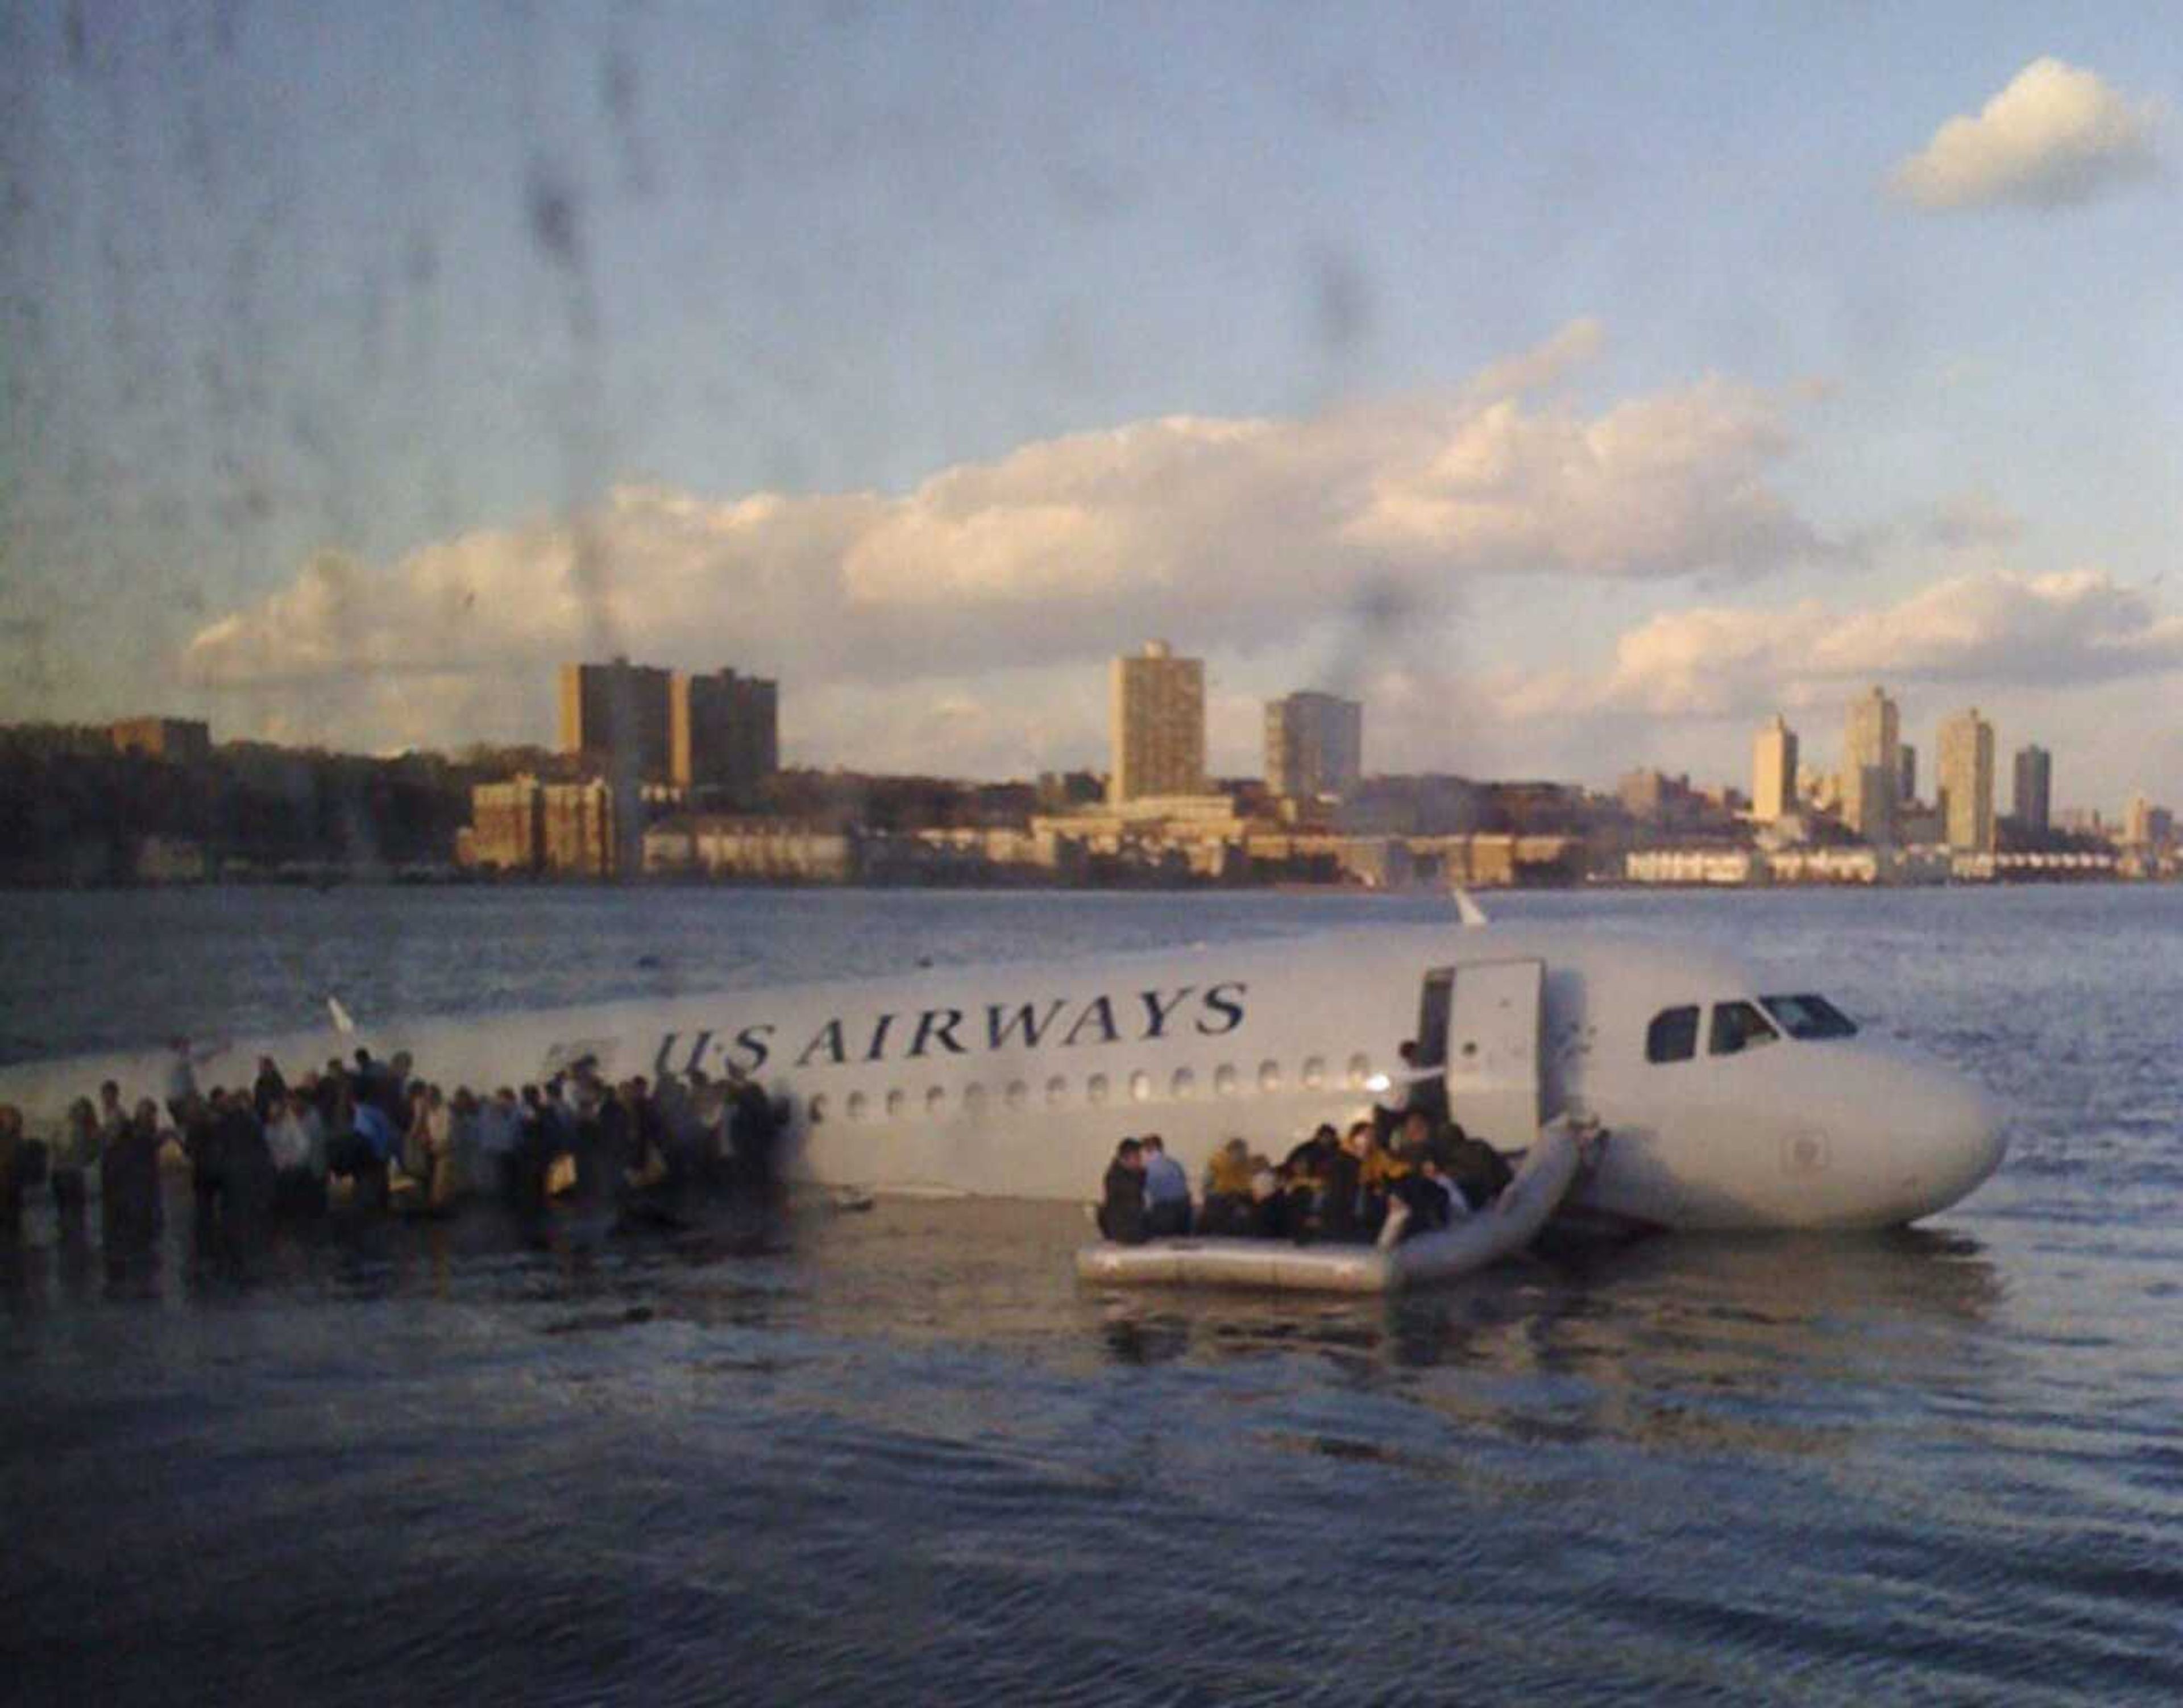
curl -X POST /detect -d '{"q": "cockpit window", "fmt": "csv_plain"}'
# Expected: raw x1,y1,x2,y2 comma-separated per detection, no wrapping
1759,994,1861,1040
1709,1000,1780,1056
1645,1006,1700,1064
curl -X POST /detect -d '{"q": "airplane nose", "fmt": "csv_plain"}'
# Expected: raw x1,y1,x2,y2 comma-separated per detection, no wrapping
1918,1070,2008,1214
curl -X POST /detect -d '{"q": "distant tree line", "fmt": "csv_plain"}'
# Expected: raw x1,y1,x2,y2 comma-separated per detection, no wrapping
0,727,567,885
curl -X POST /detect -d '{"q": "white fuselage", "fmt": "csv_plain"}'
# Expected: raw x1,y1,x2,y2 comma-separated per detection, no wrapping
0,921,2006,1230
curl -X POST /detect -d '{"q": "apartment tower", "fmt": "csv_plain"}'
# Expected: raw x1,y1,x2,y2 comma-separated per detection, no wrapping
1109,640,1206,802
1937,707,1997,853
560,658,675,782
1752,714,1799,822
1842,686,1900,844
2012,744,2052,835
1265,692,1364,799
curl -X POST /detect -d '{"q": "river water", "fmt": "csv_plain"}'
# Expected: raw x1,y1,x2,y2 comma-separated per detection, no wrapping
3,884,2180,1706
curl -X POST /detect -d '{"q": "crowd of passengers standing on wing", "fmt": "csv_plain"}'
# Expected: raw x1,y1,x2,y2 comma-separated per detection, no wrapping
0,1039,788,1274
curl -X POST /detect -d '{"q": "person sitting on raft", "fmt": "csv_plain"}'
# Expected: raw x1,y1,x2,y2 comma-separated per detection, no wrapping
1198,1138,1260,1237
1358,1120,1458,1248
1097,1137,1150,1245
1270,1124,1340,1242
1140,1134,1192,1237
1395,1109,1513,1211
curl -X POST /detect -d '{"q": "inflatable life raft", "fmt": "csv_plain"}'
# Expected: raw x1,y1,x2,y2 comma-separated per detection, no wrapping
1073,1119,1588,1295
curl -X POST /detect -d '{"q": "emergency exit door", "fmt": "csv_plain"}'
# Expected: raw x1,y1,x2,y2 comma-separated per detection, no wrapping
1441,957,1543,1151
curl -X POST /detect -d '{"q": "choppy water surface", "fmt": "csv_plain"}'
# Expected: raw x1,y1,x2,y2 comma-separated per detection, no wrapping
4,885,2181,1706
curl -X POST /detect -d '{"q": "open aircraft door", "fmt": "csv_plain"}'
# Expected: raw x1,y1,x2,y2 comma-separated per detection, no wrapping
1441,957,1543,1151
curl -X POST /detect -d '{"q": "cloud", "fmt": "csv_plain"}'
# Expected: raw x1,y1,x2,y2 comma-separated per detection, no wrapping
1891,58,2164,211
1916,490,2023,551
180,323,1836,758
1506,568,2183,722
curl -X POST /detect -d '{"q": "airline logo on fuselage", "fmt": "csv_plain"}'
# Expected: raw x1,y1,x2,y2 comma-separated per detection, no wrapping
650,980,1248,1081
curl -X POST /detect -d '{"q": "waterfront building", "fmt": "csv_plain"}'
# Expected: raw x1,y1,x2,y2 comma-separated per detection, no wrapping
1617,768,1703,827
465,775,625,876
1842,687,1899,841
1899,744,1916,805
2123,793,2173,849
560,658,675,783
644,815,856,881
1752,715,1798,822
1265,691,1363,799
2012,745,2052,835
673,668,778,795
1937,707,1997,853
468,778,547,872
1109,641,1205,803
107,716,211,764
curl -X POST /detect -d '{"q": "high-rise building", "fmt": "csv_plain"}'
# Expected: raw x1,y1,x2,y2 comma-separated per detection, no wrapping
1842,686,1899,840
1937,707,1996,852
673,669,779,796
1265,692,1363,799
2012,744,2051,834
1898,743,1916,805
1109,641,1206,802
560,658,675,782
2123,793,2173,848
1752,715,1798,822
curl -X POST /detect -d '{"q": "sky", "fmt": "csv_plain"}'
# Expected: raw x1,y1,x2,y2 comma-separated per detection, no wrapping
2,1,2178,812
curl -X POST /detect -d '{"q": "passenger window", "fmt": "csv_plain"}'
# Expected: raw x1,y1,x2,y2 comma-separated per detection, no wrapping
886,1088,907,1119
1302,1056,1326,1089
1346,1052,1371,1089
1646,1006,1700,1064
1257,1060,1281,1092
1214,1064,1238,1097
1087,1073,1110,1106
1004,1080,1028,1111
1709,1001,1779,1057
846,1091,867,1121
808,1095,828,1125
1171,1068,1196,1099
1128,1071,1152,1102
925,1086,948,1116
1045,1075,1069,1106
964,1083,987,1116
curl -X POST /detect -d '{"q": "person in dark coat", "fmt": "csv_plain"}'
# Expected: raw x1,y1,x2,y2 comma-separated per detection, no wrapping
1439,1121,1513,1210
213,1091,276,1256
1320,1121,1372,1243
101,1101,167,1262
0,1104,26,1237
1397,1040,1450,1126
252,1056,288,1126
728,1069,780,1195
1097,1138,1149,1245
51,1098,98,1238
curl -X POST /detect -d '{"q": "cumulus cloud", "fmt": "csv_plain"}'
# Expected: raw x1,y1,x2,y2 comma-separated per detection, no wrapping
1506,568,2183,722
1891,58,2164,211
181,323,1835,759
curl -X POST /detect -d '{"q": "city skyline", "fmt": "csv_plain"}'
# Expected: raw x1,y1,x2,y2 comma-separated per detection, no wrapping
3,7,2178,805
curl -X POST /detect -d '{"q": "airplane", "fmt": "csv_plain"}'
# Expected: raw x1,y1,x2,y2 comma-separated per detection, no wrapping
0,903,2007,1232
